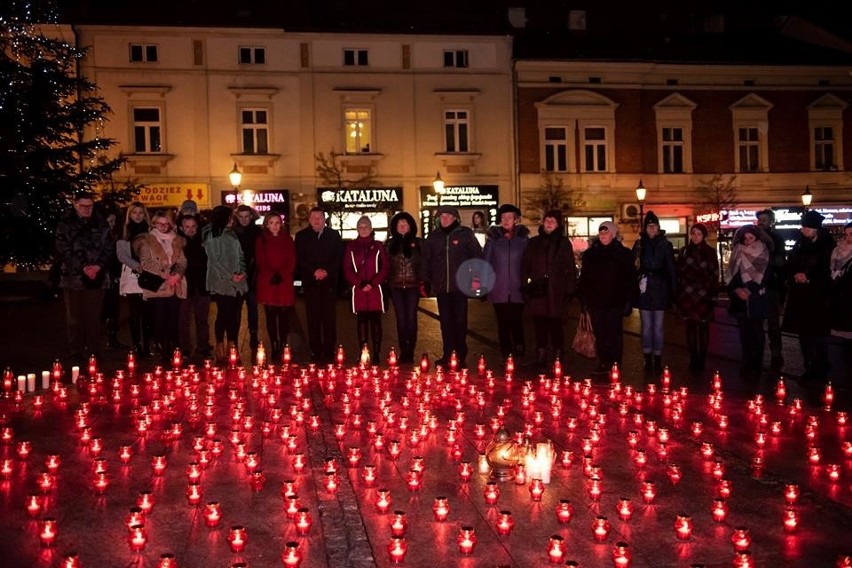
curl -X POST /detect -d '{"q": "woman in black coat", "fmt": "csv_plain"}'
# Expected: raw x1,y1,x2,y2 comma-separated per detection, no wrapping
521,210,577,371
676,223,719,372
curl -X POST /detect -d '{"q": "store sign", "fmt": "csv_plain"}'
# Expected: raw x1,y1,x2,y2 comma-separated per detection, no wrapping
317,187,402,211
419,185,499,209
720,206,852,229
125,183,211,209
222,189,290,216
695,211,725,224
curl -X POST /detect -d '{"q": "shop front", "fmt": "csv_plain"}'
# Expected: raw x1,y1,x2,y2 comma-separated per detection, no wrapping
122,183,212,210
419,185,499,246
222,189,290,216
317,186,403,241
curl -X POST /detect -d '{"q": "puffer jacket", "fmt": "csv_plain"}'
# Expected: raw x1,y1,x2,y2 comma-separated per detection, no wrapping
386,212,423,289
54,210,114,290
134,232,187,299
344,233,389,313
578,239,636,310
203,226,248,297
422,220,483,294
483,224,530,303
633,232,677,310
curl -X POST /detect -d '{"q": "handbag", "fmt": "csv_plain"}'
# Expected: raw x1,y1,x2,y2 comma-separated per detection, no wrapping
572,310,597,359
137,271,165,292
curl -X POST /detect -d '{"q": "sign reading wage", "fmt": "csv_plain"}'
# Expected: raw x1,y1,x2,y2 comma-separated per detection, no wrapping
134,184,211,209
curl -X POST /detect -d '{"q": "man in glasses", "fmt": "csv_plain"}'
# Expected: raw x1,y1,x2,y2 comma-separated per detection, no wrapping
54,191,114,365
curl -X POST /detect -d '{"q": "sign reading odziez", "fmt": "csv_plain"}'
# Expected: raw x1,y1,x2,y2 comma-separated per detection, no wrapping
317,187,402,211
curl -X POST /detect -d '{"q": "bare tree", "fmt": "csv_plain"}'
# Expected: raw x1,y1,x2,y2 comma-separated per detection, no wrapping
522,172,583,226
697,173,738,234
314,150,385,229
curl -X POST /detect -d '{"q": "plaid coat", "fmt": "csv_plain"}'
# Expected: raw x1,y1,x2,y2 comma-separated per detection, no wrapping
676,241,719,322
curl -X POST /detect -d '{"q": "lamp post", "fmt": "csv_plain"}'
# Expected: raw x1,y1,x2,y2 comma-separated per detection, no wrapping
801,186,813,211
635,179,647,231
228,163,242,207
432,172,445,195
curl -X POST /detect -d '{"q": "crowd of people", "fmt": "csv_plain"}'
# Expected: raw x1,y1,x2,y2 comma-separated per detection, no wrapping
53,191,851,383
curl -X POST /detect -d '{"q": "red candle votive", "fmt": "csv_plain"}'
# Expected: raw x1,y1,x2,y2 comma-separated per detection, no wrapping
387,536,407,564
186,481,203,505
39,517,57,547
390,510,407,537
617,497,634,521
152,454,167,475
295,507,313,536
674,513,693,540
784,483,800,505
458,461,473,481
432,497,450,521
25,494,42,516
718,478,733,499
281,541,302,567
484,481,500,505
204,501,221,527
62,552,81,567
556,499,574,524
783,507,798,533
731,527,751,552
376,489,392,513
137,491,155,513
712,498,728,522
592,516,611,542
128,523,147,552
641,481,656,504
158,553,178,568
529,478,545,501
547,534,566,563
612,541,632,567
496,510,515,535
457,526,477,555
228,525,248,552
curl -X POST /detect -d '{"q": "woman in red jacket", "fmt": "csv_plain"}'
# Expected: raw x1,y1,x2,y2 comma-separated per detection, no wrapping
255,211,296,359
343,216,389,362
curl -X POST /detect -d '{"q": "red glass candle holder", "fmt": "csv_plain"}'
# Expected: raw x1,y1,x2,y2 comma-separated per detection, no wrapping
674,513,693,540
457,526,477,555
228,525,248,553
784,483,800,505
390,510,407,537
484,481,500,505
376,489,392,513
612,541,632,568
128,523,147,552
204,501,221,527
712,498,729,522
137,491,155,513
186,481,203,505
152,454,167,475
281,541,302,567
25,494,42,517
556,499,574,524
547,534,566,563
39,517,57,547
387,536,407,564
458,461,473,481
592,516,611,542
641,481,656,504
731,527,751,552
617,497,634,521
496,510,515,535
362,464,377,486
733,551,755,568
295,507,313,536
529,478,545,501
432,497,450,521
718,478,733,499
158,553,178,568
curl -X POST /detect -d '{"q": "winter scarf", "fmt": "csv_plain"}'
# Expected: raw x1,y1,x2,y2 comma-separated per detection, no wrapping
831,240,852,279
728,240,769,285
151,229,177,265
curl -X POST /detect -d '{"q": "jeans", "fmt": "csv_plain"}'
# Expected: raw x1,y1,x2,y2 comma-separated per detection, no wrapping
588,306,624,367
179,295,211,354
493,302,525,357
304,286,337,363
63,288,105,359
640,309,665,355
390,287,419,360
436,291,469,363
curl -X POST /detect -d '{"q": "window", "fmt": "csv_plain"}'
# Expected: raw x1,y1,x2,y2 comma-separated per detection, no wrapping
814,126,835,170
239,46,266,65
443,49,469,68
444,110,469,153
737,127,760,172
343,49,369,66
582,127,607,172
543,127,568,172
661,127,684,173
129,44,158,63
345,109,372,153
241,109,269,154
133,107,162,153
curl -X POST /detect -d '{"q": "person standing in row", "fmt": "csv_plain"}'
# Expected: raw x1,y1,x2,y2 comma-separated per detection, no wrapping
234,205,261,355
422,205,483,368
295,207,343,365
675,223,719,372
55,191,114,363
521,210,576,372
484,204,529,361
633,211,677,374
177,214,211,360
344,216,389,362
726,225,772,377
255,210,296,359
756,209,788,371
385,212,424,364
204,206,247,362
783,210,836,382
134,211,187,361
828,222,852,383
577,221,635,374
117,202,152,356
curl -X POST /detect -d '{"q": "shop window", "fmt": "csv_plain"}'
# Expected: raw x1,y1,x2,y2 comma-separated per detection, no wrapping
543,127,568,172
444,110,469,153
241,108,269,154
132,107,162,153
345,108,372,153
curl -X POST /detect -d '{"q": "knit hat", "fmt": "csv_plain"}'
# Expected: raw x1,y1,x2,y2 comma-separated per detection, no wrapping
643,211,660,228
179,200,198,215
543,209,563,226
598,221,618,236
691,223,708,238
801,210,824,229
497,204,521,217
436,205,460,219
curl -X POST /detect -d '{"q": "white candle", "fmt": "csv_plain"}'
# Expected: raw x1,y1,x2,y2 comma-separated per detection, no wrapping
478,453,490,474
26,374,36,392
71,366,80,382
17,375,26,392
41,371,50,390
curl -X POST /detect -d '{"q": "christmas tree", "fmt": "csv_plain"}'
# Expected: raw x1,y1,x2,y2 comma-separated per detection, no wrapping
0,0,135,269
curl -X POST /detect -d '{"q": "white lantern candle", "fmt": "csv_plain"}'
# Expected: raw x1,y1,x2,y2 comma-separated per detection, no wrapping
17,375,26,392
26,374,36,392
71,366,80,382
41,371,50,390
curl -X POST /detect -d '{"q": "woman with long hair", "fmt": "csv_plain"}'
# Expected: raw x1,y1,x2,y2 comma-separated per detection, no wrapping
117,202,153,355
255,211,296,359
385,212,424,364
203,206,247,362
676,223,719,372
133,210,187,361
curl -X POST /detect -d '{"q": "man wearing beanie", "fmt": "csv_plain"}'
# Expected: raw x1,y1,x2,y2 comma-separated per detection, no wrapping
783,209,836,381
422,204,483,368
632,211,677,374
756,209,787,370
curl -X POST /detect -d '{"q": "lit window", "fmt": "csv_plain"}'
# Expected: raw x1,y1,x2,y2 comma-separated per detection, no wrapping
345,109,372,153
583,127,607,172
129,44,158,63
661,127,684,173
737,127,760,172
543,127,568,172
241,109,269,154
343,49,369,66
239,47,266,65
443,49,469,68
444,110,469,153
133,107,162,153
814,126,835,170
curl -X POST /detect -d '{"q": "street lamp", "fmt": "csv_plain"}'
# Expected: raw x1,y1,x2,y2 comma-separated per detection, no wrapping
229,163,242,206
635,179,647,230
801,186,813,209
432,172,445,194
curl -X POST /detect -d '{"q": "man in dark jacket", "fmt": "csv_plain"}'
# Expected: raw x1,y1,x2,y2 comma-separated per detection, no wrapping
783,210,836,381
422,204,483,367
578,221,636,374
756,209,787,370
295,207,343,364
54,191,114,363
234,205,261,353
178,214,211,359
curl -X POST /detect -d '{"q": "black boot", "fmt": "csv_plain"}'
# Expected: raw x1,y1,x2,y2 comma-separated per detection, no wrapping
653,355,662,374
643,354,653,374
106,324,129,350
535,348,547,373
